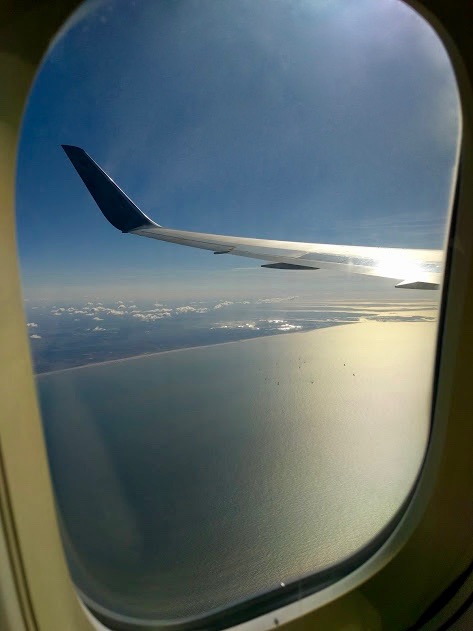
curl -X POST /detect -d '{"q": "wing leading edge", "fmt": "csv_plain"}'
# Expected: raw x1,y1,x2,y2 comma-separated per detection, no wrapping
62,145,443,289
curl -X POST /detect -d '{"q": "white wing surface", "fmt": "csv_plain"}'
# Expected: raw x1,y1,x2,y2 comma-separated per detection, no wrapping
62,145,443,290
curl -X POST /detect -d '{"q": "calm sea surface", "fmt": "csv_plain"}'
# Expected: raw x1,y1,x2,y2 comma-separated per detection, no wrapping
37,322,436,622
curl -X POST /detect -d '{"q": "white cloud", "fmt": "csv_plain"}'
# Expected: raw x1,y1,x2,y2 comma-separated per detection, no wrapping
92,317,104,321
26,322,38,328
173,305,209,314
214,301,234,310
211,318,303,333
278,324,302,331
30,334,42,339
92,326,106,332
133,313,164,321
212,321,259,330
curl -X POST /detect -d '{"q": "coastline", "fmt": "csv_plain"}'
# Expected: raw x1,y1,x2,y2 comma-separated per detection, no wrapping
34,318,437,378
35,323,351,378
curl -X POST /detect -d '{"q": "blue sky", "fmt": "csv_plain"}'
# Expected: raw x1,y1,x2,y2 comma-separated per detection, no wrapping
17,0,460,301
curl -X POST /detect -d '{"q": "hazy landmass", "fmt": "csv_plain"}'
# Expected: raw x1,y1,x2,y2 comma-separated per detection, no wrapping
26,296,437,374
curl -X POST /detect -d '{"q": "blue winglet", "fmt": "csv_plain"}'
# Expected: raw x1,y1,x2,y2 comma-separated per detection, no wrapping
62,145,157,233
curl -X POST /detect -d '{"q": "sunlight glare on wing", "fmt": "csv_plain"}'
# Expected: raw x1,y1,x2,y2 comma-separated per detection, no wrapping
374,250,427,282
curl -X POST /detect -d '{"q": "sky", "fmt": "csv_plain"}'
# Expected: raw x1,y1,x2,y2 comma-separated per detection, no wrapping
16,0,460,302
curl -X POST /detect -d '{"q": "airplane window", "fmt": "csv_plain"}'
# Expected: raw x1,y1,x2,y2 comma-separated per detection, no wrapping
16,0,460,627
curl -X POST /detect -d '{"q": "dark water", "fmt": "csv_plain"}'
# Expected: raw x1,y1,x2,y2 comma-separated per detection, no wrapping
37,322,435,622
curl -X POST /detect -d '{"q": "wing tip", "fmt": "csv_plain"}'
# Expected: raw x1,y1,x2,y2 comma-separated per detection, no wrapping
62,144,157,233
61,144,84,158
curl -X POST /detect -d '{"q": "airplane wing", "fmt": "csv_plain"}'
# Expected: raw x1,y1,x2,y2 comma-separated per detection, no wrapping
62,145,443,290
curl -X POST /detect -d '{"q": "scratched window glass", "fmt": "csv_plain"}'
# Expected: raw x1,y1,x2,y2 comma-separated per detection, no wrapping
17,0,460,626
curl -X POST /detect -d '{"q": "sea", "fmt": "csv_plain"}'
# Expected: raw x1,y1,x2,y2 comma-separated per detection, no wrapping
36,313,437,623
